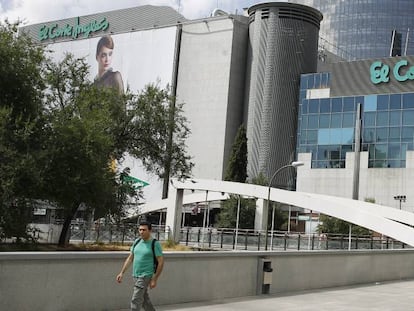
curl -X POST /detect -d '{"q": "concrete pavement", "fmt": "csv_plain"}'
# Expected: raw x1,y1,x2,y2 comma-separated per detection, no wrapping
145,279,414,310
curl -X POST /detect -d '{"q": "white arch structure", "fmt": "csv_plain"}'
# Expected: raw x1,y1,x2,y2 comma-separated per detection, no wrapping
142,179,414,246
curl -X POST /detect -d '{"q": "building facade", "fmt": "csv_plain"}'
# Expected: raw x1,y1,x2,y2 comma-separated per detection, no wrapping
290,0,414,60
296,55,414,211
245,2,322,188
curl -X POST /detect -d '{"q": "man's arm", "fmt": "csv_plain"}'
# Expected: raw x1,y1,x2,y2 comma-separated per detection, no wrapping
116,252,133,283
149,256,164,289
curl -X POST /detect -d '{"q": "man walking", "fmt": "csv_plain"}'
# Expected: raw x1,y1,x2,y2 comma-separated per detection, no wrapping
116,221,164,311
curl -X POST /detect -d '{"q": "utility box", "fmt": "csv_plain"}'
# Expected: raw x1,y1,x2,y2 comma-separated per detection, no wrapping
257,257,273,294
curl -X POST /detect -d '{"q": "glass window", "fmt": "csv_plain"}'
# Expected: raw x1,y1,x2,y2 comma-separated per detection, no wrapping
331,114,342,127
299,130,307,144
314,74,321,88
387,160,401,168
300,75,308,90
307,130,318,144
342,128,354,144
309,99,319,113
301,115,308,129
343,112,355,128
376,111,389,126
372,160,387,168
306,145,317,160
300,90,306,101
389,127,400,142
376,128,388,142
307,75,315,89
332,98,342,112
330,128,342,144
320,98,331,113
388,143,401,159
377,95,389,110
363,112,376,126
308,115,319,129
402,93,414,109
363,128,375,143
401,144,408,159
390,94,401,109
319,114,330,128
341,145,353,159
301,100,308,115
318,129,330,144
364,95,377,111
402,127,414,142
402,110,414,125
355,96,364,107
321,72,328,88
375,144,387,160
317,146,330,160
343,97,355,112
389,111,401,126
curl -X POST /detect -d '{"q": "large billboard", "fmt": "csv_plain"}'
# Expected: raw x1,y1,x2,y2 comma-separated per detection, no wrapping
48,26,177,202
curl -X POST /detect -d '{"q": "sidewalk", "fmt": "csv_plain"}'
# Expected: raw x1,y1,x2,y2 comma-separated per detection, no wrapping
144,279,414,311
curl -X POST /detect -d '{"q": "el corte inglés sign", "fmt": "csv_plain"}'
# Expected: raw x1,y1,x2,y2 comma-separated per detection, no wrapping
39,17,109,41
370,59,414,84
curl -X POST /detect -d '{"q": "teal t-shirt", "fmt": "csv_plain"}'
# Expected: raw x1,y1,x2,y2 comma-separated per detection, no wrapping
130,238,163,277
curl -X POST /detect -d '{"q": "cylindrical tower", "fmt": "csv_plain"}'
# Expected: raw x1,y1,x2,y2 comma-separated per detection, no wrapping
245,2,322,188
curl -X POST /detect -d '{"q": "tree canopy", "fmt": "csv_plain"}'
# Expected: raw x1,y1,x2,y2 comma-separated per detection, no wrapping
0,21,193,245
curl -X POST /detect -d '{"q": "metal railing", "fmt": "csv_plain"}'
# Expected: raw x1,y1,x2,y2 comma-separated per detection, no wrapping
69,225,409,251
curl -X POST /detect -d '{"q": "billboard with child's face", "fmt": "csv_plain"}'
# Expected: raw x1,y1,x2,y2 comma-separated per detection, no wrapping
47,26,177,202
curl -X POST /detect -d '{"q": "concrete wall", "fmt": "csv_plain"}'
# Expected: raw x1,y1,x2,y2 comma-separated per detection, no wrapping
2,250,414,311
177,17,248,181
297,150,414,211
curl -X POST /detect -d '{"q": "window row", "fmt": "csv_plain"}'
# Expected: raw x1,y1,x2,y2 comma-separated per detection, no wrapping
363,110,414,127
363,127,414,143
301,97,360,114
365,93,414,111
300,113,356,130
300,72,330,90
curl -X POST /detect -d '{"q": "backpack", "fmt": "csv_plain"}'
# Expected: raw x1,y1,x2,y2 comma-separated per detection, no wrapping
132,238,159,273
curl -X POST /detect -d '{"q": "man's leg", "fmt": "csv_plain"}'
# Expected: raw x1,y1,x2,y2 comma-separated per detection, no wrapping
142,288,155,311
131,277,152,311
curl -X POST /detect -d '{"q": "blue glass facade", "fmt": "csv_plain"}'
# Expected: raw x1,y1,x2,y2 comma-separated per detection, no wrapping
297,72,414,168
292,0,414,60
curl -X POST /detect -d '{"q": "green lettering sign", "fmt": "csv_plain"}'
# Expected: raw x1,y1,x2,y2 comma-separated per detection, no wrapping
38,17,109,41
370,59,414,84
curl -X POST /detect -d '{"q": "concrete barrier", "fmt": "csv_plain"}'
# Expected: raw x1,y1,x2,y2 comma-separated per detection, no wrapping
1,249,414,311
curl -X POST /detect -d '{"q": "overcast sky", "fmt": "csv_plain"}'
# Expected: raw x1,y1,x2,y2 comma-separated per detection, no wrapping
0,0,286,25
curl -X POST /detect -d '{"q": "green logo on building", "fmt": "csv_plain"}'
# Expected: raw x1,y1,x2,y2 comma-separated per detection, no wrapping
370,59,414,84
39,17,109,41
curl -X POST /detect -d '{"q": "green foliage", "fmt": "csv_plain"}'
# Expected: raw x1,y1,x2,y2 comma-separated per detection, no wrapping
216,195,256,229
127,83,193,182
0,22,193,245
317,198,374,235
317,214,371,236
224,125,247,183
0,21,47,241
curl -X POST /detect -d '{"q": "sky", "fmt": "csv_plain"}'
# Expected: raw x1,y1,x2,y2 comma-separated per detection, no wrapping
0,0,285,25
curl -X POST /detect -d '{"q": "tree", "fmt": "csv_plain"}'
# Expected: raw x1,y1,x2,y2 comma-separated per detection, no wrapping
127,83,193,199
0,22,193,245
217,125,252,228
0,21,47,241
216,196,256,229
41,54,136,245
317,198,374,235
224,125,247,182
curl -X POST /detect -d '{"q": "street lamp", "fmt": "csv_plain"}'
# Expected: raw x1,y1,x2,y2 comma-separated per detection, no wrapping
265,161,304,250
394,195,406,210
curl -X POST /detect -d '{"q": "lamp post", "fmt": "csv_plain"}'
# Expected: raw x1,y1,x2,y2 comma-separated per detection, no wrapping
265,161,304,250
394,195,406,210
